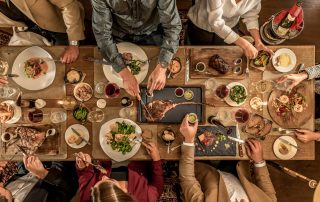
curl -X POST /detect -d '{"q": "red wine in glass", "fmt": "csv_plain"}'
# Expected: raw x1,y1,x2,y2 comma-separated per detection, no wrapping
235,109,249,123
215,85,229,100
105,83,120,98
28,109,43,123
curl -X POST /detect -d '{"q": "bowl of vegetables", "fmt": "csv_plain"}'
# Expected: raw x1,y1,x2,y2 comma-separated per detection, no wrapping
73,105,89,122
224,82,248,107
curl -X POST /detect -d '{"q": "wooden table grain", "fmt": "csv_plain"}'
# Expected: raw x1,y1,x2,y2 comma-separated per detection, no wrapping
0,45,315,161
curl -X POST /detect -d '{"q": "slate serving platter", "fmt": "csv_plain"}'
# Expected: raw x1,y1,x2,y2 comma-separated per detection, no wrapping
137,86,205,123
194,125,237,156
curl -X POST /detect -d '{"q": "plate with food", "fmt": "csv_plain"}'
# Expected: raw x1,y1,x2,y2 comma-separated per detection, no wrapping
102,42,149,88
194,125,237,156
65,124,89,149
272,48,297,73
12,46,56,90
268,85,312,128
167,57,182,78
73,105,89,122
273,136,297,160
242,114,272,140
0,100,21,124
250,50,271,71
224,82,248,107
99,118,142,162
73,83,93,102
65,69,83,84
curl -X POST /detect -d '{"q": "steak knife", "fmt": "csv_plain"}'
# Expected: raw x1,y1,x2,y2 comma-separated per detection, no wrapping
227,136,246,144
71,128,91,146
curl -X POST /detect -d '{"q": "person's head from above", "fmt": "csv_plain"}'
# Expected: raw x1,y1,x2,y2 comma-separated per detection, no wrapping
0,186,12,202
91,176,135,202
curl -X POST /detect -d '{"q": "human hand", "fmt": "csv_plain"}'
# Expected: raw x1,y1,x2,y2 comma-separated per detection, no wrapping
295,129,320,143
255,42,274,56
0,187,12,202
75,152,92,170
60,45,79,64
245,139,263,164
119,68,141,100
142,142,160,161
179,115,198,143
0,76,8,86
147,64,167,94
23,155,48,179
277,72,308,91
235,37,258,59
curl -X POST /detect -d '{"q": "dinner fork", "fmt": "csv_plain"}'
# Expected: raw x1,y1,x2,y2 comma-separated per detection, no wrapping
272,127,297,134
73,153,108,174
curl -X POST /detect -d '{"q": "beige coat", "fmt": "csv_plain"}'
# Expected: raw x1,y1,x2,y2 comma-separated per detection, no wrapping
0,0,85,41
179,145,277,202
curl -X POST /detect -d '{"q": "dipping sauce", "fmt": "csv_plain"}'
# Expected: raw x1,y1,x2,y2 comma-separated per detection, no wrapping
188,113,198,124
121,97,133,107
174,87,184,97
184,89,194,100
195,62,206,72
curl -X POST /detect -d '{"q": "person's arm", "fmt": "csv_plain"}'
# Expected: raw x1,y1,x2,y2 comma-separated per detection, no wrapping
252,166,277,202
91,0,125,73
147,160,164,199
157,0,182,68
241,1,261,38
50,0,85,41
303,64,320,80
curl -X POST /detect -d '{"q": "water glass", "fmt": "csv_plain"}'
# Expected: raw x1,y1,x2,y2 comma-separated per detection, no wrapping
0,86,17,98
95,82,106,96
119,107,136,119
255,80,275,94
50,111,67,123
87,108,105,123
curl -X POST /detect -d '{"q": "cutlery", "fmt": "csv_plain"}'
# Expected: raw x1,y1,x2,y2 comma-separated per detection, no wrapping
170,144,182,151
16,144,28,156
71,128,91,146
272,128,296,134
245,56,250,77
279,138,299,150
83,55,158,66
73,153,108,174
227,136,246,144
3,74,19,78
140,99,154,122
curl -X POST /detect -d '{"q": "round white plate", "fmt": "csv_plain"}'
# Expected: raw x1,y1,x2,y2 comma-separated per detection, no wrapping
12,46,56,91
272,48,297,73
99,118,142,162
73,82,93,102
1,100,21,124
225,82,248,107
273,136,297,160
65,124,89,149
102,42,149,88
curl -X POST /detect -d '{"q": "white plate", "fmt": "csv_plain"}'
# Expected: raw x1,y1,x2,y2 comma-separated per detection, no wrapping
272,48,297,73
65,124,89,149
273,136,297,160
12,46,56,91
99,118,142,162
1,100,21,124
224,82,248,107
73,82,93,102
102,42,149,88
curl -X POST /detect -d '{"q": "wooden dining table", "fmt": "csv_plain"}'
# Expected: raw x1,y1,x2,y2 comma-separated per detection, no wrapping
0,45,315,161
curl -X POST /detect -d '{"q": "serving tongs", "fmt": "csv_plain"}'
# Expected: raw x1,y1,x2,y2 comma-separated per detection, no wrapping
73,153,108,174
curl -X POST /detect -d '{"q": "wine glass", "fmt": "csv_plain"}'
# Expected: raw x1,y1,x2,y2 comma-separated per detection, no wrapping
233,108,250,124
50,111,67,123
255,80,275,94
87,108,105,123
105,83,120,98
214,84,229,101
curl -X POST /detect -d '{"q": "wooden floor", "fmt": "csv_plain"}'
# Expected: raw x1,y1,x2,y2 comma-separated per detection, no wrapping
2,1,320,201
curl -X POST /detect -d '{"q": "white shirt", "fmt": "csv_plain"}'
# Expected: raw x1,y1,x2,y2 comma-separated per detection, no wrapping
188,0,261,44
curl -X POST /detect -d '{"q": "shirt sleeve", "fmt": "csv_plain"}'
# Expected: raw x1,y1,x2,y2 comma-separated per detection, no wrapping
179,145,204,202
91,0,125,72
50,0,85,41
241,1,261,30
303,64,320,80
148,160,164,199
157,0,182,68
253,166,277,202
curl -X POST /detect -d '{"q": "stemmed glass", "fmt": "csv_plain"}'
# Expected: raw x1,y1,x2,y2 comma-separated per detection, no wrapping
87,107,105,123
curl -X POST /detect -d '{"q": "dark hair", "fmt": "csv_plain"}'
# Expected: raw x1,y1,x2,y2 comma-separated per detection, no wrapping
91,180,135,202
0,195,8,202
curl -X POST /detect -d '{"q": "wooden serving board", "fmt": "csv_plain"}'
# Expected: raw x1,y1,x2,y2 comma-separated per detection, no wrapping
189,47,246,79
267,85,313,128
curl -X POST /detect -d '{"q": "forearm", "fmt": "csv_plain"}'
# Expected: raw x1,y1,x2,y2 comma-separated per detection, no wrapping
91,0,125,72
149,160,164,197
303,64,320,80
253,166,277,202
249,29,262,44
157,0,182,67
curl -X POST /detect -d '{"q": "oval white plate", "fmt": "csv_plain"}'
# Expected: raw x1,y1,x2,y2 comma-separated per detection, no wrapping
73,82,93,102
273,135,297,160
12,46,56,91
272,48,297,73
1,100,21,124
225,82,248,107
102,42,149,88
65,124,89,149
99,118,142,162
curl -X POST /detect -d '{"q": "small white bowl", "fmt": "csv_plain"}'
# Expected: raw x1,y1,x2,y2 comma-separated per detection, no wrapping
73,83,93,102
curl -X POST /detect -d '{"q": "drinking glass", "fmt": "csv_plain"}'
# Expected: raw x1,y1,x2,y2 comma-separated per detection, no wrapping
214,84,229,101
95,82,106,96
233,108,250,123
50,111,67,123
255,80,275,94
87,108,105,123
119,107,136,119
105,83,120,98
0,86,17,99
58,96,77,111
205,78,217,90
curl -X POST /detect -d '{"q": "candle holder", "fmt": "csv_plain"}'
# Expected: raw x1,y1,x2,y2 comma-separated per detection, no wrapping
58,96,77,110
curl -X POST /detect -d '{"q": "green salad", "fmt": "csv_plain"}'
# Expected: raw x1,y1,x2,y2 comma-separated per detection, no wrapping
229,85,247,104
73,106,88,122
127,60,143,75
107,121,137,154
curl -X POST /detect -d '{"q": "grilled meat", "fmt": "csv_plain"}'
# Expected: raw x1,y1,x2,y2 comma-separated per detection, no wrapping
208,54,230,74
15,127,46,154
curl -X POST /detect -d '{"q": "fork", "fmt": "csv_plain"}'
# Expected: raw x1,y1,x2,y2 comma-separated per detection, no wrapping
170,144,182,151
272,127,297,134
73,153,108,174
245,56,250,76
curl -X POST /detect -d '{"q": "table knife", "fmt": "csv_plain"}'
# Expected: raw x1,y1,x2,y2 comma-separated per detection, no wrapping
71,128,91,146
227,136,246,144
140,98,154,122
279,138,299,150
16,144,28,156
4,74,19,78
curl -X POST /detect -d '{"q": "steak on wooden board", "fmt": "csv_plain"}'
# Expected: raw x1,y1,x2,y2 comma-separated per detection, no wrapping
16,127,46,154
208,54,230,74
